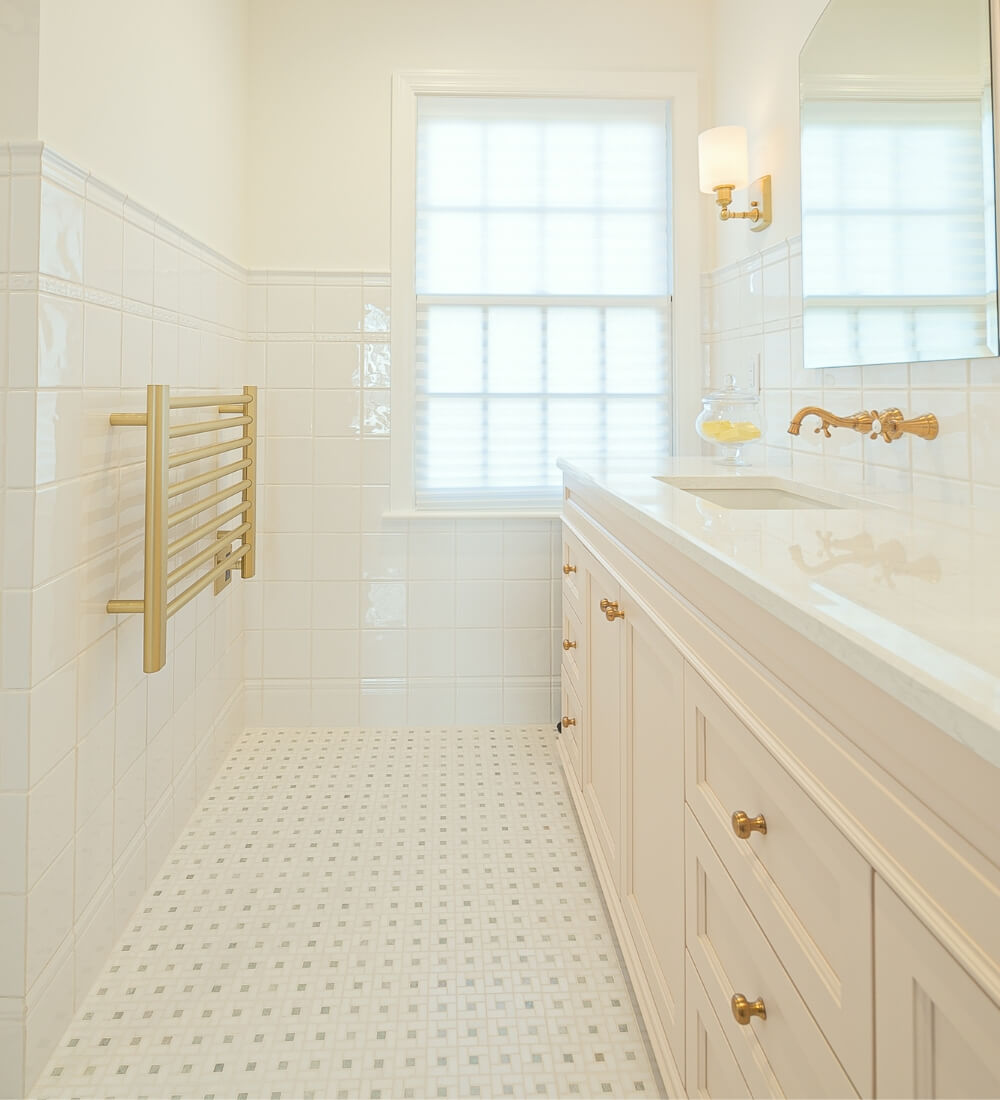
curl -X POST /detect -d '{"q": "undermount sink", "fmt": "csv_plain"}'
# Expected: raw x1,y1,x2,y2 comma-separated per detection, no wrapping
654,476,878,511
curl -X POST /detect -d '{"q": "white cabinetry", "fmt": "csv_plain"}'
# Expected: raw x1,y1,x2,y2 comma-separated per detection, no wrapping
559,477,1000,1099
622,600,685,1069
874,879,1000,1098
584,556,625,882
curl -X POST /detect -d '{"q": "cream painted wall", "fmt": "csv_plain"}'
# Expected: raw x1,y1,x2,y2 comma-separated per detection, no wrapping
246,0,713,271
0,0,40,139
36,0,249,261
707,0,828,270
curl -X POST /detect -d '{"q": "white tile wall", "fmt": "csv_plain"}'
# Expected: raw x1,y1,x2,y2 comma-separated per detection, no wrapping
243,273,562,728
1,143,564,1095
0,144,246,1098
702,235,1000,507
0,145,564,1093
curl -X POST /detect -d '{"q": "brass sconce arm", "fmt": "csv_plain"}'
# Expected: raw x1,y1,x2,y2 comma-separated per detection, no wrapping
712,176,772,231
787,406,938,444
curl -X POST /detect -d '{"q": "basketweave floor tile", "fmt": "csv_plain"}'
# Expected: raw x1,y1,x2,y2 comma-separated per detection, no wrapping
35,726,664,1099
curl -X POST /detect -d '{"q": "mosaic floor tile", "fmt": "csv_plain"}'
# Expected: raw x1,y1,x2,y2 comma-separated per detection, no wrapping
35,726,664,1099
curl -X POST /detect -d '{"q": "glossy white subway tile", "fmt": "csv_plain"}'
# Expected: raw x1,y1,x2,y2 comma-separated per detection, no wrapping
27,662,76,785
37,294,83,388
0,792,27,894
83,200,123,296
0,894,26,998
9,173,40,274
122,221,154,303
266,339,314,388
267,284,314,334
27,753,74,889
24,845,73,992
315,340,361,387
315,283,363,333
8,292,39,389
38,181,82,284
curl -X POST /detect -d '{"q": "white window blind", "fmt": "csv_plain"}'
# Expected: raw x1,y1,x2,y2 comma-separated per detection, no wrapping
801,97,997,367
414,96,672,510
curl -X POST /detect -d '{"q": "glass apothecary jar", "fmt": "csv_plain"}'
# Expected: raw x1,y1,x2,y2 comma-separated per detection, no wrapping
695,374,763,465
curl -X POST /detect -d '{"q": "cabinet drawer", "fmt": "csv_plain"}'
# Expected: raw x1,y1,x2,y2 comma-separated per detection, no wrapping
685,667,872,1093
686,951,750,1099
686,810,858,1099
560,528,585,619
560,678,583,784
560,601,585,698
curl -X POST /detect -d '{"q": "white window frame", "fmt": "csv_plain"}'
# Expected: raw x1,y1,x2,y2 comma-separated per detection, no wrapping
389,69,702,517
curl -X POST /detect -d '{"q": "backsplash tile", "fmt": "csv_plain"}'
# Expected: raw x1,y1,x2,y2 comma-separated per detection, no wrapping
702,234,1000,506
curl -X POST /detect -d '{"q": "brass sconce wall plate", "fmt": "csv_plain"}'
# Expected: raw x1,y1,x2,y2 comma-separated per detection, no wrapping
747,175,772,232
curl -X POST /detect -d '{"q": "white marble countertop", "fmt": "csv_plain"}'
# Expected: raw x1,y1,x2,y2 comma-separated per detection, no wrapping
559,457,1000,769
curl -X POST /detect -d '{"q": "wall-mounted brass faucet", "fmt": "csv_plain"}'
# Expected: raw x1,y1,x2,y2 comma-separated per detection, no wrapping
787,406,938,443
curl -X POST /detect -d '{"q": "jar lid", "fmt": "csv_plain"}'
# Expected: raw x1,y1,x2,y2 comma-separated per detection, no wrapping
702,373,759,404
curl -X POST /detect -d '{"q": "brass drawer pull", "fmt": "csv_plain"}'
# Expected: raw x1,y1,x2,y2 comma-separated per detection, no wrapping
561,715,577,727
600,598,624,622
562,639,577,650
731,993,766,1025
732,810,767,839
562,563,577,574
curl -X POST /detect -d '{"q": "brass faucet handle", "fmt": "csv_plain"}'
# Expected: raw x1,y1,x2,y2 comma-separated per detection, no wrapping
876,409,939,442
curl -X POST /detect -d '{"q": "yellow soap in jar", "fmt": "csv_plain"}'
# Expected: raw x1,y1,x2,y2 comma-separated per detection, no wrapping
701,419,761,443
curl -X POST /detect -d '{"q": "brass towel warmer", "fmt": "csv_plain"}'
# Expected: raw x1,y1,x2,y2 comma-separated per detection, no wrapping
106,384,257,672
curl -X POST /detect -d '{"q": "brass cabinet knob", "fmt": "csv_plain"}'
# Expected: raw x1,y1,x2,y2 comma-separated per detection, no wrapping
562,639,577,650
732,810,767,839
731,993,766,1025
600,599,624,622
561,715,577,727
562,563,577,574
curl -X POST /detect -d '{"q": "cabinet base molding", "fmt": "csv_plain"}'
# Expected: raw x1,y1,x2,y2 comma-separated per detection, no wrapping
555,733,684,1098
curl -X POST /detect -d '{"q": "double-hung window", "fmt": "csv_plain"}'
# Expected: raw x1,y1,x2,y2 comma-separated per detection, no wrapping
397,90,675,512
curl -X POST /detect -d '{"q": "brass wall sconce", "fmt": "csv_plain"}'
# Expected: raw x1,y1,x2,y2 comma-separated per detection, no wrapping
698,125,772,232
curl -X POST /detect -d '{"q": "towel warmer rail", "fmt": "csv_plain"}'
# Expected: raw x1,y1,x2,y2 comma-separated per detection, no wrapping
107,384,257,672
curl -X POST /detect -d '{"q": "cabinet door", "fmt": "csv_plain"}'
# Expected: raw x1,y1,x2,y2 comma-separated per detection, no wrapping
875,878,1000,1098
584,557,624,882
623,600,685,1070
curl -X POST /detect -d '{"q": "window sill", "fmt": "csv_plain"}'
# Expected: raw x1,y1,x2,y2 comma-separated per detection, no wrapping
382,508,562,521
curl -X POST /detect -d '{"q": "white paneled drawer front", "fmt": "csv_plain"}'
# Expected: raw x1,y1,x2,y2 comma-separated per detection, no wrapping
560,601,585,699
560,528,585,620
686,951,752,1099
684,666,873,1094
560,678,583,785
686,810,858,1099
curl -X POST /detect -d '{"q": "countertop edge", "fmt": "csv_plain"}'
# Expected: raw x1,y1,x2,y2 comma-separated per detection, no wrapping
559,460,1000,770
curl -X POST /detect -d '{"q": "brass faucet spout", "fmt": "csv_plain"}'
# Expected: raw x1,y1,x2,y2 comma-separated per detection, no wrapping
787,406,875,438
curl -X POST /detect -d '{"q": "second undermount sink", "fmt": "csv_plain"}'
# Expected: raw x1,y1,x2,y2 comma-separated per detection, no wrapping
654,476,878,511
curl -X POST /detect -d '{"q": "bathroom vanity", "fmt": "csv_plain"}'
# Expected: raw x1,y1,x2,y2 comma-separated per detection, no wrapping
557,458,1000,1099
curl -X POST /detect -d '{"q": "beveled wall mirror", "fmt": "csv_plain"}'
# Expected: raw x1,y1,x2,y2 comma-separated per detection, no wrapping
800,0,999,369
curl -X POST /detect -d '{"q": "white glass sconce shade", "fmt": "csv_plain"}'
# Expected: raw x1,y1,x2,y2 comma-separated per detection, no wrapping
698,126,750,193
